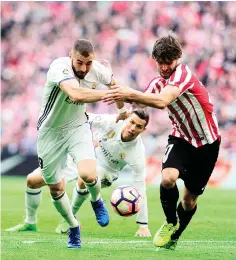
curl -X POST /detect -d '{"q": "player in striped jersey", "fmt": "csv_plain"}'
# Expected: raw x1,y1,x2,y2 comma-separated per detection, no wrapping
102,33,221,250
5,39,127,249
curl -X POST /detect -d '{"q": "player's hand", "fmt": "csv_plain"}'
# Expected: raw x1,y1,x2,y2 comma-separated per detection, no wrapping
102,85,135,105
116,111,129,123
135,226,152,237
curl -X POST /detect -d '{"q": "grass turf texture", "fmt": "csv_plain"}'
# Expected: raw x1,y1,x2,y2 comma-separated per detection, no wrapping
1,176,236,260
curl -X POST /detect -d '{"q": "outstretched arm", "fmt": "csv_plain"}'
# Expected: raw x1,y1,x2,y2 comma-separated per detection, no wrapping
102,84,180,109
130,160,151,237
60,79,109,103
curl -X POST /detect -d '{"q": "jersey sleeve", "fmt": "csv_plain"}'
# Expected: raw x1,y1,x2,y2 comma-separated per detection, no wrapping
88,113,117,129
167,64,194,95
96,61,113,85
47,59,75,87
129,149,148,225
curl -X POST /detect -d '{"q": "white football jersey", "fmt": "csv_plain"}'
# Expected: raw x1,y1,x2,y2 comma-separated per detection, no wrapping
89,114,146,174
37,57,112,131
89,113,148,225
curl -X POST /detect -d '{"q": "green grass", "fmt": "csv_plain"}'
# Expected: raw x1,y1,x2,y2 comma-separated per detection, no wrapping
1,176,236,260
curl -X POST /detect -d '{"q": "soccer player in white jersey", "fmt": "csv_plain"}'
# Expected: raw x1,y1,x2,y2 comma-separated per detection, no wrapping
6,39,126,249
55,109,151,237
6,109,151,238
102,33,221,250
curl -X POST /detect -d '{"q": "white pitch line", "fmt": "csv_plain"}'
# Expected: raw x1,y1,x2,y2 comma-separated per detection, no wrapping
23,240,236,244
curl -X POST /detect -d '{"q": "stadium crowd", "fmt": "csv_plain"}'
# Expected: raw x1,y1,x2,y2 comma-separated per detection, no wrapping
1,1,236,158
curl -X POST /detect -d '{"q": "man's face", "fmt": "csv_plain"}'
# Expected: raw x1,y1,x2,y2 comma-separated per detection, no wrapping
121,113,147,142
156,59,178,79
69,51,95,79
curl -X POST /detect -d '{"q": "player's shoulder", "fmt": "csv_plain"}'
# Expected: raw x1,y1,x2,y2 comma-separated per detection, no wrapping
91,60,112,75
144,76,163,92
175,63,192,75
50,57,71,69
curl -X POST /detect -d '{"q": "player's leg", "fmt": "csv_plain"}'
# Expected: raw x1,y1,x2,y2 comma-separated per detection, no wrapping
48,179,81,248
56,177,88,234
71,177,89,215
69,123,109,227
77,159,109,227
166,137,221,250
5,168,46,232
153,167,180,247
38,130,81,248
153,137,190,248
168,188,198,247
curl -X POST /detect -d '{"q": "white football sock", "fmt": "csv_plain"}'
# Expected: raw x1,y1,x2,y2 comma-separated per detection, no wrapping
84,175,101,202
25,187,42,224
71,183,89,215
52,192,78,228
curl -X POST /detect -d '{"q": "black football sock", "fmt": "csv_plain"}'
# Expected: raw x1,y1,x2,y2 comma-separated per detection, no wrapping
172,202,197,240
160,184,179,226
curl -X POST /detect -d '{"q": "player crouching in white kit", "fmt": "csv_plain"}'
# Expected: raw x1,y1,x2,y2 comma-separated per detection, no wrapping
5,39,127,249
56,109,151,237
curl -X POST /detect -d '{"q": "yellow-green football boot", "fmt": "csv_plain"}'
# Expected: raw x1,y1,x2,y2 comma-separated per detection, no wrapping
153,221,179,247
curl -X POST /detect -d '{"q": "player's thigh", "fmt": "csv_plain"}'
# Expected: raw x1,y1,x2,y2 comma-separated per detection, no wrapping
67,123,96,165
68,123,96,179
63,155,78,183
27,167,46,188
183,139,220,195
37,131,67,185
162,136,191,184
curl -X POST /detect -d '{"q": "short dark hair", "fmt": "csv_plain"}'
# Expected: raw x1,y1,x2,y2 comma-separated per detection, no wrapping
131,108,149,127
152,33,182,63
72,39,94,57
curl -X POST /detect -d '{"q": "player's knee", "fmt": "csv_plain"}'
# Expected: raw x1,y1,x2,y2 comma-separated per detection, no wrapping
161,168,178,188
50,186,65,198
26,173,39,189
80,174,96,183
79,169,97,183
182,199,196,211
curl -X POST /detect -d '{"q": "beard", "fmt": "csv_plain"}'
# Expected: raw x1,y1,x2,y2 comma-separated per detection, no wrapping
160,70,173,79
72,65,87,79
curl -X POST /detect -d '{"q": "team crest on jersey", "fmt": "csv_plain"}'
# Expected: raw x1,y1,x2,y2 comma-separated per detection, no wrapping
103,129,116,141
63,69,70,75
92,82,97,89
120,153,126,160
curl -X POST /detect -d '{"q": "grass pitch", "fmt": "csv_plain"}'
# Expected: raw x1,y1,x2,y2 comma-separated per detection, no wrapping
1,176,236,260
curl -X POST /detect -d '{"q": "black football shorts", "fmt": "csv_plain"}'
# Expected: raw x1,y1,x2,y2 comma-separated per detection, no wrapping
162,135,221,195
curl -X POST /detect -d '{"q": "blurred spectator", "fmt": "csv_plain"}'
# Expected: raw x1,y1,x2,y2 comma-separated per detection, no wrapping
1,1,236,158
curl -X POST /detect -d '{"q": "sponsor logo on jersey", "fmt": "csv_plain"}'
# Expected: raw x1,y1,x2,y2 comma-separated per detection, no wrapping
99,141,119,165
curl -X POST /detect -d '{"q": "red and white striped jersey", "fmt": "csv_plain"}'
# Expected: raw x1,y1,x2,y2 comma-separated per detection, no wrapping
144,63,220,147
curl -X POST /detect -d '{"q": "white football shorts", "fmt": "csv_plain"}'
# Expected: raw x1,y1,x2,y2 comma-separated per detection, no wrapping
37,122,96,184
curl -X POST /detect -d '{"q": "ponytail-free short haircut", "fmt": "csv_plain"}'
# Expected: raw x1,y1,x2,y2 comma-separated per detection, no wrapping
132,108,149,127
72,39,94,57
152,32,182,63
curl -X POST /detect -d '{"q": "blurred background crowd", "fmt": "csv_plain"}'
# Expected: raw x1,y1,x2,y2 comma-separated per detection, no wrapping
1,1,236,160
